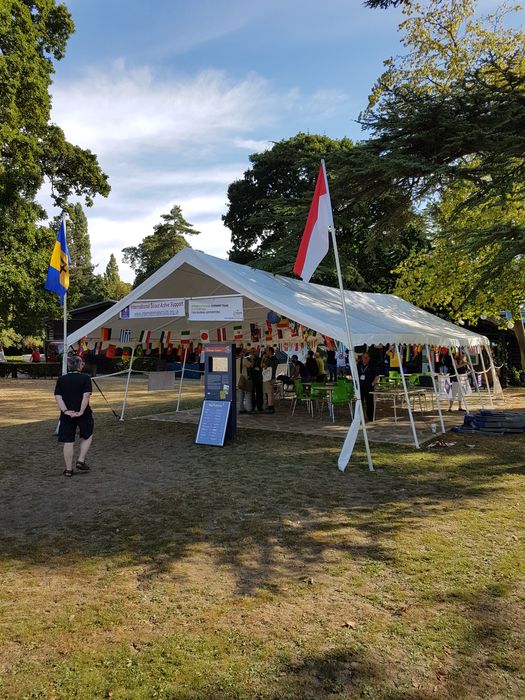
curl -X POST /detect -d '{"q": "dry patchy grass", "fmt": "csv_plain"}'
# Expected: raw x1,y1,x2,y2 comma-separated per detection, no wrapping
0,380,524,699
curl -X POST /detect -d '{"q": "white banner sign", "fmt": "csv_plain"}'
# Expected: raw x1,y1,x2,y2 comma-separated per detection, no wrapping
120,298,185,319
188,296,243,322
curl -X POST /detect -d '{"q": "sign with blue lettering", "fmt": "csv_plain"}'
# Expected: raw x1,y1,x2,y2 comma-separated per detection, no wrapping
195,400,231,446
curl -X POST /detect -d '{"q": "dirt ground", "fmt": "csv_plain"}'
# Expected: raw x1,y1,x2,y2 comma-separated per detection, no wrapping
0,378,524,699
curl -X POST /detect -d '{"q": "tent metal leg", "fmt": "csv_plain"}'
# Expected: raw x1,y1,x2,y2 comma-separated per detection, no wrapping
479,345,494,407
425,344,445,434
466,347,484,410
176,345,189,412
396,343,419,449
120,346,135,421
449,347,468,412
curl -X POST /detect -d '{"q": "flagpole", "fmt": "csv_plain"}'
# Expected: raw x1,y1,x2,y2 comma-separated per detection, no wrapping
62,291,68,376
321,160,374,472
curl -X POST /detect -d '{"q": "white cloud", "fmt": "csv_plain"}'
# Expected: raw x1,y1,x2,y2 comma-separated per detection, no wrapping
46,62,355,285
51,64,274,156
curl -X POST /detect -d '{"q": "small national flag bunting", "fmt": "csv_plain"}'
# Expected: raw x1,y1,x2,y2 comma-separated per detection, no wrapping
145,330,151,345
181,330,191,345
100,327,111,341
80,336,88,351
233,325,243,340
200,330,210,342
119,329,131,343
216,327,227,342
106,344,116,359
250,323,259,342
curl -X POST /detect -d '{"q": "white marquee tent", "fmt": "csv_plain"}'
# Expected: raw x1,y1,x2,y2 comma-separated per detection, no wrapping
68,248,488,349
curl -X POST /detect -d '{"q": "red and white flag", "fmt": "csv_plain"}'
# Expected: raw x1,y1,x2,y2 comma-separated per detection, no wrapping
216,327,227,342
293,162,333,282
200,330,210,342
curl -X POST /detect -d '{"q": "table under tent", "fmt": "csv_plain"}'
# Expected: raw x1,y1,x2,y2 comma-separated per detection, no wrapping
66,248,498,450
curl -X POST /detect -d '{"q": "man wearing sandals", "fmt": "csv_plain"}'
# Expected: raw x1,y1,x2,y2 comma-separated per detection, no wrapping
54,355,94,477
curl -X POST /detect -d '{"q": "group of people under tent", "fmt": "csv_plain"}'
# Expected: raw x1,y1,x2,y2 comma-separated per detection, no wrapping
235,343,474,420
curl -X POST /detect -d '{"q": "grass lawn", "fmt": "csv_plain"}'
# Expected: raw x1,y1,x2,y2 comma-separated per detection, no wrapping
0,380,524,699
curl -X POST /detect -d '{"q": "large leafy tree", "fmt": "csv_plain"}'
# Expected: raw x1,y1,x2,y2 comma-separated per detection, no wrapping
122,205,198,287
395,182,525,368
342,0,525,282
224,133,425,292
0,0,110,338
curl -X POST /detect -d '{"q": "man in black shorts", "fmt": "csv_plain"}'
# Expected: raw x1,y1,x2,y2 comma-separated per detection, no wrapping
54,355,94,477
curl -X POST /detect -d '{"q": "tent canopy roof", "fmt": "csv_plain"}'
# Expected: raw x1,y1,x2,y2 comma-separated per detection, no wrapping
68,248,488,348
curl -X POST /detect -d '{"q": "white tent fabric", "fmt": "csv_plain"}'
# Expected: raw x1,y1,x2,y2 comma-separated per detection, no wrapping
67,248,488,348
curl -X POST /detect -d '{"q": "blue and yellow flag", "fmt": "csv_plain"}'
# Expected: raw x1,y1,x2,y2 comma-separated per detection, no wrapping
44,219,70,305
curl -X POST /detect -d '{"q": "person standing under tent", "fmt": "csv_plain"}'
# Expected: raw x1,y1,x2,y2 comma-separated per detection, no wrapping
315,351,327,382
449,351,469,412
236,348,253,414
326,348,337,382
250,347,264,413
357,351,379,422
54,355,94,477
305,350,319,381
261,346,278,413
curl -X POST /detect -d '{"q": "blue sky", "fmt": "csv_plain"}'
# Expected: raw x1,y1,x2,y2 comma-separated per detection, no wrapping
47,2,410,280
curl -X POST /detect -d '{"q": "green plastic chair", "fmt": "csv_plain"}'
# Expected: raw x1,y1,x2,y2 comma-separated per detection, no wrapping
329,381,354,422
291,379,313,416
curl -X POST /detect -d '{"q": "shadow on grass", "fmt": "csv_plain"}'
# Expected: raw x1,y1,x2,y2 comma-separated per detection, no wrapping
1,409,524,600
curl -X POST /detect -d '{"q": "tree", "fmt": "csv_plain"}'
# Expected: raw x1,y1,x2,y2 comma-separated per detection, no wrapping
104,254,132,300
341,0,525,282
224,133,426,292
122,206,198,287
395,183,525,368
0,1,110,337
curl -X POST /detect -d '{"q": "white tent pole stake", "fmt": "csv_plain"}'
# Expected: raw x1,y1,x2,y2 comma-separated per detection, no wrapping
466,347,484,410
120,345,135,421
425,344,445,434
479,344,493,407
396,343,420,449
176,345,189,412
449,348,468,412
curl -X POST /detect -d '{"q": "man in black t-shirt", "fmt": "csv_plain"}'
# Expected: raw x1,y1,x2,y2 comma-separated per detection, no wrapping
356,351,379,422
54,355,94,477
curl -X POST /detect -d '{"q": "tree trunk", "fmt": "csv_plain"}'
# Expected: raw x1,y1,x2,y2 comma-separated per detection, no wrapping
513,320,525,370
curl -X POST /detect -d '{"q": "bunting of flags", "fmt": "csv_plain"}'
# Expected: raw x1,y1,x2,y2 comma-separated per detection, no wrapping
181,330,191,345
119,329,131,343
233,325,243,340
200,330,210,342
216,327,227,341
100,327,111,341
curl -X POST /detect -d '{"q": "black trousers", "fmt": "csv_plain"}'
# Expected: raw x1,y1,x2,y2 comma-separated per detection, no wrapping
360,386,375,421
252,380,263,410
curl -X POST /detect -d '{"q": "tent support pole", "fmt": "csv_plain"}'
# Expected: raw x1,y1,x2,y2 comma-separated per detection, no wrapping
120,346,135,421
479,345,493,407
465,346,484,410
449,348,468,412
425,344,445,434
396,344,420,448
487,344,502,399
326,181,373,470
176,345,189,412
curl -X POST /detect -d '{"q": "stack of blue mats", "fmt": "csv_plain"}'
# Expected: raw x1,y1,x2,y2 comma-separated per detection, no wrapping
452,410,525,435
